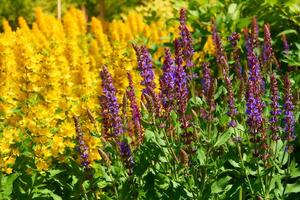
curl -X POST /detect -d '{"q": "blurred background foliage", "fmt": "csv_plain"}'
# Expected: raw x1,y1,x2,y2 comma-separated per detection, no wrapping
0,0,144,28
0,0,299,68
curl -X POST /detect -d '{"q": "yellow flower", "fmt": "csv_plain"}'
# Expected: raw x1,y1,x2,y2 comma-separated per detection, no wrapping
6,168,13,174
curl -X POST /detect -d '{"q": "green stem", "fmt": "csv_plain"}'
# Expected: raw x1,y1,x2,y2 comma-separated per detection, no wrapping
237,144,254,197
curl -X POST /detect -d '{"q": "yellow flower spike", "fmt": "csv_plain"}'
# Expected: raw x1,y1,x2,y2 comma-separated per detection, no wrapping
203,35,216,55
18,16,30,31
3,20,12,33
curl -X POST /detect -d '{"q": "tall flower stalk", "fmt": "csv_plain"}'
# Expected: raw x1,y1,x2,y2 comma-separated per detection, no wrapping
160,48,176,113
179,8,194,68
127,72,143,143
100,66,123,137
212,22,237,126
73,116,90,170
270,74,281,142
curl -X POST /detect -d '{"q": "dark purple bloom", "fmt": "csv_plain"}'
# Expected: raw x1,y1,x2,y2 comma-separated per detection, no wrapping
179,8,194,67
283,75,295,142
201,62,215,121
174,39,189,116
127,73,142,143
73,116,90,170
201,62,212,96
244,29,265,95
245,37,265,137
262,24,273,66
133,45,156,96
270,74,281,141
100,66,123,137
119,141,134,174
160,48,176,112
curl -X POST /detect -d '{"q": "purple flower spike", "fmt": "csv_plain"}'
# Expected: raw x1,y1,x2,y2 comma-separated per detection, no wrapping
179,8,194,67
127,73,143,143
283,75,295,143
119,141,134,174
73,116,90,170
100,66,123,137
134,45,156,96
174,39,189,116
270,74,281,141
160,48,176,112
262,24,273,66
211,20,228,74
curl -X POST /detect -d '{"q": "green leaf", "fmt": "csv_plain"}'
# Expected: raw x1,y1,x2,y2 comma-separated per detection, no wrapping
214,128,234,147
144,130,155,142
1,173,20,197
276,29,298,37
228,3,237,14
211,176,232,194
196,148,206,165
228,159,240,168
286,183,300,194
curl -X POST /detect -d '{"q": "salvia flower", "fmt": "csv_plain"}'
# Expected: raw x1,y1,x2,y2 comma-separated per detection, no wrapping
201,62,215,121
283,75,295,143
119,141,134,174
100,66,123,137
270,74,281,141
160,48,176,112
73,116,90,170
127,73,143,143
134,45,156,96
179,8,194,67
262,24,273,66
174,38,189,116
